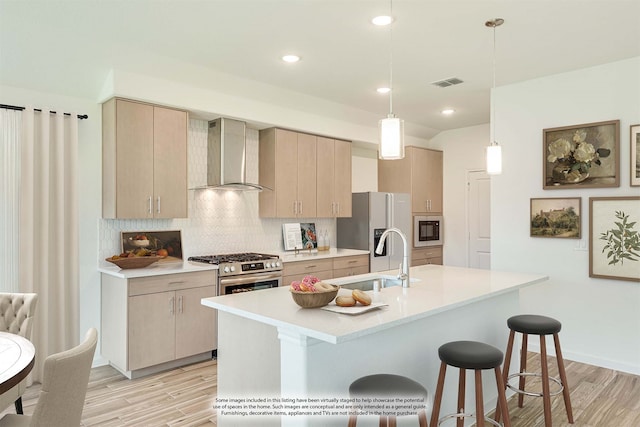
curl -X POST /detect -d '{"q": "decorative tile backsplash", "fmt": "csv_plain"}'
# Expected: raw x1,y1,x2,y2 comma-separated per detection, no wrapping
98,119,336,260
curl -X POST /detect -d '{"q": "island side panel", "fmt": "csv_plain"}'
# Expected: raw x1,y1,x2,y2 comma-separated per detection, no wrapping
217,311,281,427
277,291,519,427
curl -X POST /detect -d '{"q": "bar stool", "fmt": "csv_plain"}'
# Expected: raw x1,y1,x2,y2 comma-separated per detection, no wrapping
347,374,429,427
495,314,573,427
430,341,511,427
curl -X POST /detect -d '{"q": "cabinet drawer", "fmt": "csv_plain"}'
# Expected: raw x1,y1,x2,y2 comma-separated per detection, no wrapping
282,258,333,277
333,265,369,279
128,271,217,296
332,255,368,270
411,247,442,261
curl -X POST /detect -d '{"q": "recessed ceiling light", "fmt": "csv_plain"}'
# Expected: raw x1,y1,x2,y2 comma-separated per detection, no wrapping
372,15,393,26
282,55,300,63
441,109,455,115
377,87,391,94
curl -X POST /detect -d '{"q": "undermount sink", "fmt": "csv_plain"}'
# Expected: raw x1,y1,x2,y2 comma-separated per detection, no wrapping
339,275,412,291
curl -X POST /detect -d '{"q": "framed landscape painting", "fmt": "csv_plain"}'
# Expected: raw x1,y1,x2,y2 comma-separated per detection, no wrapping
543,120,619,189
589,197,640,282
631,124,640,186
530,198,581,238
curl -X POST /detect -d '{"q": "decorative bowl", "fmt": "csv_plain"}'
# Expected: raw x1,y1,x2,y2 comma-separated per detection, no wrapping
105,255,162,269
290,285,339,308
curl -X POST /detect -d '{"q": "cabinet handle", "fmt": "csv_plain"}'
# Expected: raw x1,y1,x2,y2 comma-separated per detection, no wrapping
178,295,183,314
348,260,358,264
157,196,161,214
168,281,185,285
169,296,175,315
335,202,339,215
148,197,153,214
299,200,303,215
293,201,297,215
305,265,317,269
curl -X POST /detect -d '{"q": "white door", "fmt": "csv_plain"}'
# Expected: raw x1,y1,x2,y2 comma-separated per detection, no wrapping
467,170,491,269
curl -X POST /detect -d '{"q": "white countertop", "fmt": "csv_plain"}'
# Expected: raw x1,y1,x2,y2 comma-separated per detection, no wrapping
98,260,218,279
201,265,548,344
278,248,369,263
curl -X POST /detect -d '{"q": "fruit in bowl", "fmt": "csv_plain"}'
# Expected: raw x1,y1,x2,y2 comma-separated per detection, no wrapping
290,275,339,308
130,235,150,247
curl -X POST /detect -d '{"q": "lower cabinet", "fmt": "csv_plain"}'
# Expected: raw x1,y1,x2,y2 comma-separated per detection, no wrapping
101,270,217,378
411,247,443,266
282,254,370,285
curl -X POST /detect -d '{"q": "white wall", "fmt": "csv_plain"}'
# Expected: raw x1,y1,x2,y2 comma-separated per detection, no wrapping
430,124,489,266
492,57,640,374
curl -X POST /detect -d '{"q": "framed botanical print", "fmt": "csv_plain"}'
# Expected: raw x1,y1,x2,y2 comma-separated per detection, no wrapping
530,198,581,238
631,124,640,187
589,197,640,282
543,120,619,189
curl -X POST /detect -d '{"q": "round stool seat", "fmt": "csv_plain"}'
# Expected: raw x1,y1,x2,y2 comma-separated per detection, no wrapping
438,341,503,370
508,314,561,335
349,374,429,400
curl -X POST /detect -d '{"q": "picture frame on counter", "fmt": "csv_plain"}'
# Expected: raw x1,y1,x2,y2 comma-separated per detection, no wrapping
530,197,581,238
543,120,619,190
631,124,640,187
589,196,640,282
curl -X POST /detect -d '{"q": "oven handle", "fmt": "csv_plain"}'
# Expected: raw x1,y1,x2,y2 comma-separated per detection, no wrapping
219,272,283,286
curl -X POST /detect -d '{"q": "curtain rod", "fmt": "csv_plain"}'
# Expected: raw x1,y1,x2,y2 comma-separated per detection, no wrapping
0,103,88,120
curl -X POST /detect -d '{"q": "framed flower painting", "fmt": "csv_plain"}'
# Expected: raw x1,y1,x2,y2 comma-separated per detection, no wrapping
543,120,619,189
589,197,640,282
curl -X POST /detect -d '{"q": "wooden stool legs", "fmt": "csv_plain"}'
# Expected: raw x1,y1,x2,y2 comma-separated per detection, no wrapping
496,331,574,426
430,361,511,427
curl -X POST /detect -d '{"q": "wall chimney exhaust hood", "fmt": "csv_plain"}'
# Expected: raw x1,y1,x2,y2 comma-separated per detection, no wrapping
192,117,268,191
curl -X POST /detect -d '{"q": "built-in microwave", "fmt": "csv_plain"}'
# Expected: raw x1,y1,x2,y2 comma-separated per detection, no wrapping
414,215,443,247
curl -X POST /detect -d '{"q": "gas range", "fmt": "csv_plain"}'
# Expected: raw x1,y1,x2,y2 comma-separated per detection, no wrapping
188,252,282,277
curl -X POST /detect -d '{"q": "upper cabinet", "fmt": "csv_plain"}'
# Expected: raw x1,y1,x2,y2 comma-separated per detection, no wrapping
316,137,352,217
259,128,317,218
378,146,443,215
102,98,188,219
259,128,352,219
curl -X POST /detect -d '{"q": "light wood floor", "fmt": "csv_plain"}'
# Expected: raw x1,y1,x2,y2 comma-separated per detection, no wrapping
3,353,638,426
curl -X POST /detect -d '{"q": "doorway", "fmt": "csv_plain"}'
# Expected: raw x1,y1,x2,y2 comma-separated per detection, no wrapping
467,170,491,269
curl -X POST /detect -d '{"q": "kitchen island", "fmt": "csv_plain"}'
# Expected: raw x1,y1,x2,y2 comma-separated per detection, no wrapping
201,265,548,427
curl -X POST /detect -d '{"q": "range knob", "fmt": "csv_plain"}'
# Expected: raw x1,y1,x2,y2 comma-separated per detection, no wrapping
266,262,273,268
275,261,281,267
223,266,230,273
230,265,236,272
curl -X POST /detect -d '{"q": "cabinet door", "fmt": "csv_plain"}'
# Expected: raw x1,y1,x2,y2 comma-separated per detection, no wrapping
411,147,430,213
424,150,443,214
296,133,317,217
128,291,176,370
175,285,217,359
153,106,188,218
275,129,299,217
316,136,335,218
333,139,352,217
115,100,154,218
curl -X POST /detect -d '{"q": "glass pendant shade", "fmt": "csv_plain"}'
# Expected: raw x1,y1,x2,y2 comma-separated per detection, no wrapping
486,143,502,175
378,115,405,159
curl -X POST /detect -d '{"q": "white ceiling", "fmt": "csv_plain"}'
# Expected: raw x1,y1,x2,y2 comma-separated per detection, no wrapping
1,0,639,140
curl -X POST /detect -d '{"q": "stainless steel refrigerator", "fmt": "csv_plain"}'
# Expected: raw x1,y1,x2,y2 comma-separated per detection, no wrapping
337,192,412,273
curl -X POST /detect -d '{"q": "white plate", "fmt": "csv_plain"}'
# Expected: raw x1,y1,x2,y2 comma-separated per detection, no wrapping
320,302,388,315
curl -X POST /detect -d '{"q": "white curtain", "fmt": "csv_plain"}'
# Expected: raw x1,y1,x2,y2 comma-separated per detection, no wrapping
18,107,80,382
0,109,22,293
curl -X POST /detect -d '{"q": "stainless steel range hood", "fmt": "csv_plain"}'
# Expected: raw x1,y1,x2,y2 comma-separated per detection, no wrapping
196,117,267,191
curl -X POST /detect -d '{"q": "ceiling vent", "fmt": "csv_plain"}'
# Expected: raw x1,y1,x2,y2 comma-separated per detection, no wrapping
430,77,464,88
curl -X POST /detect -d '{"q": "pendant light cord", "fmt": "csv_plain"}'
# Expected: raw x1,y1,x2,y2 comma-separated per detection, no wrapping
388,0,394,117
491,22,496,145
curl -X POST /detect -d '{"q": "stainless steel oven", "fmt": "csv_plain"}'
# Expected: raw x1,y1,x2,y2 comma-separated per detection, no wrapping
414,215,443,247
188,252,283,295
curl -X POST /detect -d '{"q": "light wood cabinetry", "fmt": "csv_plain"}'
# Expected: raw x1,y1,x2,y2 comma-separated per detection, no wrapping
259,128,352,218
102,98,188,219
101,270,217,378
282,254,369,285
317,137,352,217
378,146,443,215
259,128,317,218
411,247,443,266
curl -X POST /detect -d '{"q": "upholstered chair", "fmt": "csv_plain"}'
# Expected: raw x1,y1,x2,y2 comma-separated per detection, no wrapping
0,293,38,414
0,328,98,427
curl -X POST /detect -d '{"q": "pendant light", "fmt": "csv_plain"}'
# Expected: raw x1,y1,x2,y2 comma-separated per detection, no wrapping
378,0,404,160
485,18,504,175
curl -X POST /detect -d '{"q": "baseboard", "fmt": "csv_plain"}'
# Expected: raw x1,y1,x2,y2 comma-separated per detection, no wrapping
527,343,640,376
